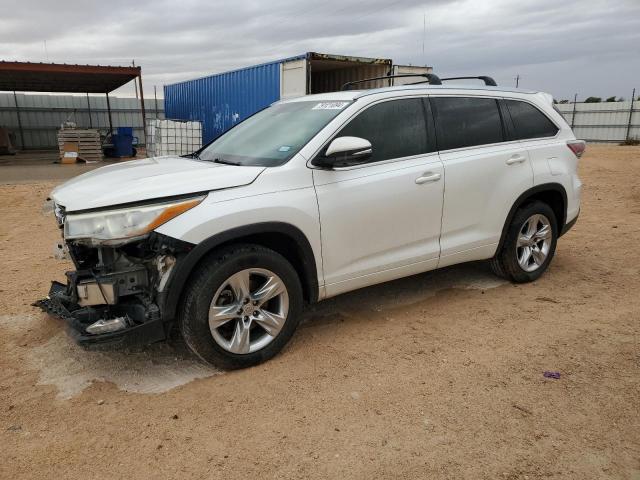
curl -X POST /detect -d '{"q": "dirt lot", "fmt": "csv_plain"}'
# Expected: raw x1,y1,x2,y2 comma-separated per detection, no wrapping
1,145,638,479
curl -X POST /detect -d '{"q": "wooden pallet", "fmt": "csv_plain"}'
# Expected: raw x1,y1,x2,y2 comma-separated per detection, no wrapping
57,128,103,162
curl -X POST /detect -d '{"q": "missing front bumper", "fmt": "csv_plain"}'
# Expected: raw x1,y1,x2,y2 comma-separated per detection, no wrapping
34,281,166,350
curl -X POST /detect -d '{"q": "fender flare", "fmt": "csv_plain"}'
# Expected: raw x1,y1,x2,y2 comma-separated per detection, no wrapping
159,222,319,321
496,183,568,253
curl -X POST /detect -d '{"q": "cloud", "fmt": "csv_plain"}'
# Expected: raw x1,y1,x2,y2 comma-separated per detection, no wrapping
1,0,638,99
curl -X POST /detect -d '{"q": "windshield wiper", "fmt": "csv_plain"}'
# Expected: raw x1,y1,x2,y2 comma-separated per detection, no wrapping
181,152,200,159
213,157,241,166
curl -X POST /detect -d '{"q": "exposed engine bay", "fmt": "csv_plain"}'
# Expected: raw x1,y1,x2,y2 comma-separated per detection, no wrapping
35,224,192,349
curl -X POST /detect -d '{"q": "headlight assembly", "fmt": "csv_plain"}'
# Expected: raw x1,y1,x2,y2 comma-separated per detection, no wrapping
63,195,205,244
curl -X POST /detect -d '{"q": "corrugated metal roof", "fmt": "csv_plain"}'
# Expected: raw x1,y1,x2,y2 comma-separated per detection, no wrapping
0,61,140,93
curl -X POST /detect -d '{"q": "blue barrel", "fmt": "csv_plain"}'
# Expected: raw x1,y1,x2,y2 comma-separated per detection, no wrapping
111,127,134,157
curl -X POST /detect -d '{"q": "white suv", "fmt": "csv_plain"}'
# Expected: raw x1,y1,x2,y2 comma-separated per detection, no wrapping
40,76,584,368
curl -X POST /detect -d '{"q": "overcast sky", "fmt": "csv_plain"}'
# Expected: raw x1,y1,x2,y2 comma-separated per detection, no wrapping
1,0,639,100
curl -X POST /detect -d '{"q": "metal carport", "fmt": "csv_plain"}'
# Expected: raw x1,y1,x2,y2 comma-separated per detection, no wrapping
0,61,146,149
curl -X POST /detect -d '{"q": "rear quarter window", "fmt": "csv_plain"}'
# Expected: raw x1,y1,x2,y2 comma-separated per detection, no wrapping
505,100,559,140
431,97,504,151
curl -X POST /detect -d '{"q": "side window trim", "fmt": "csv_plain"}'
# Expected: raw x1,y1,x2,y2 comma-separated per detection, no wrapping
310,96,436,168
428,96,442,150
421,97,438,153
498,98,517,141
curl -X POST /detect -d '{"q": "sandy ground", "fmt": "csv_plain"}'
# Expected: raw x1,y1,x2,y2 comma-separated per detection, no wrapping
0,145,639,479
0,149,146,185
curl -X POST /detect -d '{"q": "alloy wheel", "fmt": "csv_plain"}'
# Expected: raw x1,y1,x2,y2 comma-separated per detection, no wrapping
516,214,552,272
208,268,289,354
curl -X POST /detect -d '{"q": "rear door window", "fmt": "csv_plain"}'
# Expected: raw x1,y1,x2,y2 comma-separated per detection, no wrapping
505,100,559,139
337,98,430,163
431,97,504,151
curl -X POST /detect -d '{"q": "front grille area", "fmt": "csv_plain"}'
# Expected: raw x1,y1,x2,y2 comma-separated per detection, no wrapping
54,203,66,227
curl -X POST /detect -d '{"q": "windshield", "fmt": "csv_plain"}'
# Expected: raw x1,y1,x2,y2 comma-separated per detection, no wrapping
198,100,352,166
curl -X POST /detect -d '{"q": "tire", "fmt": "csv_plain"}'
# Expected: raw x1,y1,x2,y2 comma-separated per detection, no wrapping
490,201,558,283
179,244,303,369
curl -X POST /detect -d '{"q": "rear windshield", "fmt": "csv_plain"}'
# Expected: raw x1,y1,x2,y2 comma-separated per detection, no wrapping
198,101,351,166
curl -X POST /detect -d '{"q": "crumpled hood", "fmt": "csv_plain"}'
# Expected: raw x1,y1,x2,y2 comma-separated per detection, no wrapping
51,156,266,211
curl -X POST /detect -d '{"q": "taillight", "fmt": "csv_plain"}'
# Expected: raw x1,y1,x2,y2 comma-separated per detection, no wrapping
567,140,586,158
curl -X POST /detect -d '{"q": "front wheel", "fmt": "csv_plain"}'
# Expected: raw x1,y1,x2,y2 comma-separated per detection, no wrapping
179,244,303,369
490,201,558,283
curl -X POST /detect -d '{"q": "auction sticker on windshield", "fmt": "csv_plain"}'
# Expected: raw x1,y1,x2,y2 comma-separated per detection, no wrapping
312,102,350,110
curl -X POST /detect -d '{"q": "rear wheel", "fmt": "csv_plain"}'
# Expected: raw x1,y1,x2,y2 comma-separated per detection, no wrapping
180,244,303,369
490,201,558,283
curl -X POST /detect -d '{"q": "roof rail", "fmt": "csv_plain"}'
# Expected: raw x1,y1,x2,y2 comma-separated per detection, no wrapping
341,73,442,90
440,76,497,86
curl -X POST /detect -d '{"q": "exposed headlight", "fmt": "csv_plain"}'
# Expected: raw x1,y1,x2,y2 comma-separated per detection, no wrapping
64,196,205,244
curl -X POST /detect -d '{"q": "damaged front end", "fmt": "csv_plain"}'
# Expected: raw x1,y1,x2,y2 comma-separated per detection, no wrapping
35,196,203,349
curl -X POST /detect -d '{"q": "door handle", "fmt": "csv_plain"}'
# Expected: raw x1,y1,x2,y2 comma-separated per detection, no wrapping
415,172,441,184
506,154,527,165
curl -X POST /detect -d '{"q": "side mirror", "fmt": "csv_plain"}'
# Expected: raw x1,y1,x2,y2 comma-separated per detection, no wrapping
312,136,373,168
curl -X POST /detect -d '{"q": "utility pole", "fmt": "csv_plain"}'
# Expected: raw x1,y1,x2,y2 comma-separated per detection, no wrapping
515,74,520,88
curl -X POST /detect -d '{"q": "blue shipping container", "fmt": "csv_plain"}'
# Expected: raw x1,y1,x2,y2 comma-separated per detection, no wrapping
164,52,393,144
